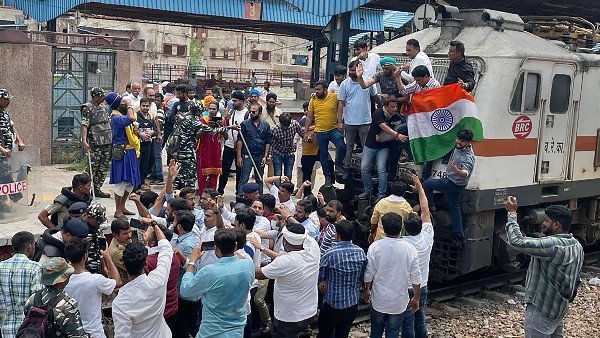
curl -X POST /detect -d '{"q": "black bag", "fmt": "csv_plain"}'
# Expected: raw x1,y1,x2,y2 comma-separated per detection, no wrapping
16,290,62,338
166,119,184,158
111,144,125,160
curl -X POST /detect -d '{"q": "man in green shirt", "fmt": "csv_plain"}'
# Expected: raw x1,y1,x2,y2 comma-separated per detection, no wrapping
505,196,583,338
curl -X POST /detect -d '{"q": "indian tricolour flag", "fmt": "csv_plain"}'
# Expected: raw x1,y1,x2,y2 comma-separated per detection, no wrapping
408,83,484,163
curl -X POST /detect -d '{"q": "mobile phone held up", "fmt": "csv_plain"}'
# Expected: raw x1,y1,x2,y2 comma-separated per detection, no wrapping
130,218,147,230
201,241,215,251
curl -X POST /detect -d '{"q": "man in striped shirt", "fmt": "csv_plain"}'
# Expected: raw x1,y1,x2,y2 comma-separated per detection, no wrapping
399,65,441,96
317,220,367,338
0,231,41,338
505,196,584,338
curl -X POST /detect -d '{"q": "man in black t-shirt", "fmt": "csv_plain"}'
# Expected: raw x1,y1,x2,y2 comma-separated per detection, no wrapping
359,98,408,201
137,98,156,184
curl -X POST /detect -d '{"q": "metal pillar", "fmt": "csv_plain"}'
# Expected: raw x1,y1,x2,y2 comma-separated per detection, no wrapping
324,11,352,83
338,11,351,69
310,39,321,87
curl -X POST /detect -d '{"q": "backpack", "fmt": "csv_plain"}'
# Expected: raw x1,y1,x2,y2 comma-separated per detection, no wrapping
166,116,185,159
16,290,62,338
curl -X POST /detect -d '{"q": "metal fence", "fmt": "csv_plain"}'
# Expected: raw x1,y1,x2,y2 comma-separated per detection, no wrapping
142,64,317,87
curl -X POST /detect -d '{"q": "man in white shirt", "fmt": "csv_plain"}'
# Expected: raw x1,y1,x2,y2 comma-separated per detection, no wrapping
65,239,122,338
364,212,421,338
218,90,248,195
243,202,274,333
265,176,296,215
328,65,347,93
338,59,377,169
401,175,434,338
401,39,434,83
112,223,173,338
124,82,142,107
352,40,381,79
255,222,320,337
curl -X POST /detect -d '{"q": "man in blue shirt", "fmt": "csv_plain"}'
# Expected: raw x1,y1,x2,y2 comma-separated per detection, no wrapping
173,209,201,338
236,102,272,194
318,220,367,338
337,59,377,169
180,228,254,338
422,129,475,247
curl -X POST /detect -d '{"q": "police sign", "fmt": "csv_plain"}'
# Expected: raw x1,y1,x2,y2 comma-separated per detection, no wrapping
0,181,27,195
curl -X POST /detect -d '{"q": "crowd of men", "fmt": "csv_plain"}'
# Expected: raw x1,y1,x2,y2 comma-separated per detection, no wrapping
0,37,583,338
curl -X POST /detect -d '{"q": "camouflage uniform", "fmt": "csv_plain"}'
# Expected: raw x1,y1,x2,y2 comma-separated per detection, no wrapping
81,88,112,194
24,258,89,338
0,89,15,206
171,102,229,190
84,203,107,274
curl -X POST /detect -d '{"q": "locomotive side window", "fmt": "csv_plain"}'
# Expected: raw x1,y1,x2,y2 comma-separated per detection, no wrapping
510,72,540,114
549,74,571,114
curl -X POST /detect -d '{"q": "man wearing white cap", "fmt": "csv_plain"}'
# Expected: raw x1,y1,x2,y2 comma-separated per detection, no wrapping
254,222,320,337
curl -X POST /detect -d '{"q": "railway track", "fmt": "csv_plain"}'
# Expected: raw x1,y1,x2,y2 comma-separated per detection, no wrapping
351,250,600,326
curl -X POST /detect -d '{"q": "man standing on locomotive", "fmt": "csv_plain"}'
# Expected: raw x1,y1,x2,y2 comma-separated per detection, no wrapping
422,129,475,247
443,40,476,92
504,197,583,338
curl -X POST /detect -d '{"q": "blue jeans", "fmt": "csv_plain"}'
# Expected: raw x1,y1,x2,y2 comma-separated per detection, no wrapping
152,138,164,180
315,129,347,178
361,146,389,197
238,152,265,194
272,153,295,178
370,308,405,338
423,177,465,234
402,286,428,338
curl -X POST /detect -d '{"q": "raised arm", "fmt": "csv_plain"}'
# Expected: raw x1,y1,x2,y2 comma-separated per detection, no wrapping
504,196,555,259
412,175,430,223
356,64,378,89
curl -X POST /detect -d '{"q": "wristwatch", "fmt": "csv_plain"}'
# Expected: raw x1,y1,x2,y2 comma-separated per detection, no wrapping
507,212,517,217
187,261,196,267
259,245,266,251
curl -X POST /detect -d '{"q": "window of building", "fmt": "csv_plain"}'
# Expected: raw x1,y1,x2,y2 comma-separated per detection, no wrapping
210,48,217,58
262,51,270,61
223,50,229,59
510,72,540,114
251,50,259,60
163,44,187,57
549,74,571,114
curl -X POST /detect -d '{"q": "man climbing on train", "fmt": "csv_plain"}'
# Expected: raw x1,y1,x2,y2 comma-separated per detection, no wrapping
422,129,475,247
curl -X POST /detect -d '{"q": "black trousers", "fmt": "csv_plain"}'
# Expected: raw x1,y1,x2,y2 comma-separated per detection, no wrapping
272,317,312,338
138,141,154,182
317,303,358,338
173,297,200,338
218,146,241,195
165,313,178,333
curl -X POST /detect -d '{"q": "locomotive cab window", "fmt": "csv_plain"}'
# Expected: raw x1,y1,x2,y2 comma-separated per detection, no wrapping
510,72,540,114
549,74,571,114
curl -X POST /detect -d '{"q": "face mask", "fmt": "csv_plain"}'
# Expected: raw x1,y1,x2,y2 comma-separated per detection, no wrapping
325,215,337,224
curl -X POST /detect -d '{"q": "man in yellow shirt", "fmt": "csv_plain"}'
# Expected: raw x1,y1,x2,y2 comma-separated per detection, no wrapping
370,181,413,242
304,80,348,185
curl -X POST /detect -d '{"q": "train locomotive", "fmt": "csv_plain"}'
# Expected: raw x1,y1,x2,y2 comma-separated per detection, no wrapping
337,8,600,282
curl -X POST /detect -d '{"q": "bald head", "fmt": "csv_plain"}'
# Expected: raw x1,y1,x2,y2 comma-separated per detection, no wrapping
132,83,142,97
144,87,155,99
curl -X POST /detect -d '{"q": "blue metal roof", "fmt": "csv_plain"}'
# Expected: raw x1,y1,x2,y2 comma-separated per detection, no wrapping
6,0,383,31
348,10,413,44
262,0,329,27
383,10,413,29
284,0,372,17
350,8,383,32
